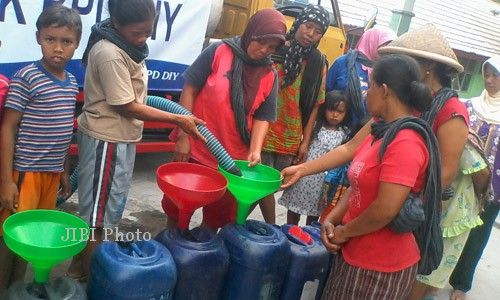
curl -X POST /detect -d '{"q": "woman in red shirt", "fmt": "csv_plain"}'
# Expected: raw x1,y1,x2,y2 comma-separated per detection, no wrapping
165,9,287,229
318,54,436,299
283,24,472,299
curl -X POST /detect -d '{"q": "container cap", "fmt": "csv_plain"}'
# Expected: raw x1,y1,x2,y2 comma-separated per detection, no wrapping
288,225,313,245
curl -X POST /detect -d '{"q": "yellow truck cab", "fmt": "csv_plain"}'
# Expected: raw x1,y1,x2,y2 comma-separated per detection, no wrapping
213,0,347,65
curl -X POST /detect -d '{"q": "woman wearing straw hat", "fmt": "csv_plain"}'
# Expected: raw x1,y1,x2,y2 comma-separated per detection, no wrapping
449,56,500,300
281,23,486,299
378,23,487,300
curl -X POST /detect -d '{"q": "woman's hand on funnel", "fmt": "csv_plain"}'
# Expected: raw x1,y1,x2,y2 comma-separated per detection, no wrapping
175,115,207,142
280,164,305,189
173,135,191,162
247,151,261,167
0,179,18,212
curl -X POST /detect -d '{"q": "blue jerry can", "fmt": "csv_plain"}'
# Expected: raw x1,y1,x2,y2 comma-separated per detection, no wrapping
279,225,331,300
219,220,291,300
155,227,229,300
87,240,177,300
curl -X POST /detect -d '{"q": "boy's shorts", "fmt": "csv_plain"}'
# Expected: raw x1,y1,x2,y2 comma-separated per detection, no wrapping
0,171,61,236
162,159,237,229
261,152,295,171
77,132,135,228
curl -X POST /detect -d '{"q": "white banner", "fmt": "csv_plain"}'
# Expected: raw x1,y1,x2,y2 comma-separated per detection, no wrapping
0,0,212,91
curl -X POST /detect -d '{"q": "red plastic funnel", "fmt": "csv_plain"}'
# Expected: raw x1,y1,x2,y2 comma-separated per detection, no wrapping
156,162,228,229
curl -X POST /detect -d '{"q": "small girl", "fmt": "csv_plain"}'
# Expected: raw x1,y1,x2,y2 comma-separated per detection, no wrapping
278,90,351,225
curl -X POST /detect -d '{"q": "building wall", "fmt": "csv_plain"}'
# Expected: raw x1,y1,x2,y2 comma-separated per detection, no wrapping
459,71,484,99
456,55,485,99
337,0,499,100
344,28,486,100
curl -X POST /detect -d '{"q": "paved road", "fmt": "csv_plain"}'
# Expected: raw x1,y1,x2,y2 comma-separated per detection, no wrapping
51,153,500,299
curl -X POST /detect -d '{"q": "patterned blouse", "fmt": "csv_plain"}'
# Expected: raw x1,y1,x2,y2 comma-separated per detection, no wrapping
262,62,326,155
465,100,500,205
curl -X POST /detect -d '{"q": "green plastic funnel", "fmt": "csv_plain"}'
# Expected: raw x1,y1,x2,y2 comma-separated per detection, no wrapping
2,209,89,283
218,160,282,224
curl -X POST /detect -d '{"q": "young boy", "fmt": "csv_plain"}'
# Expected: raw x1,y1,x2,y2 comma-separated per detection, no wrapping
67,0,205,281
0,5,82,292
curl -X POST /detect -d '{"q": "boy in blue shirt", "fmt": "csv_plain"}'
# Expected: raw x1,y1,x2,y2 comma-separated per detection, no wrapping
0,5,82,292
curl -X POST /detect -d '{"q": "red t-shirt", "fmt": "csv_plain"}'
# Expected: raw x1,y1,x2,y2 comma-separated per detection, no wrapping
432,96,469,132
0,74,8,118
188,44,276,168
341,129,429,272
0,74,8,156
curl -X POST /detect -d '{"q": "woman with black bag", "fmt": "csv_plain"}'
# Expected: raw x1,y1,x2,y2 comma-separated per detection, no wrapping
286,53,437,299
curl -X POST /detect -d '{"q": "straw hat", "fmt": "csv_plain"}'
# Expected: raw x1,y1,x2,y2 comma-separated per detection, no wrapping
378,23,464,73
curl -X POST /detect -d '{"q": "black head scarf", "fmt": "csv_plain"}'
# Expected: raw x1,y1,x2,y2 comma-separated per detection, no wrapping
280,4,329,88
272,5,329,127
82,18,149,66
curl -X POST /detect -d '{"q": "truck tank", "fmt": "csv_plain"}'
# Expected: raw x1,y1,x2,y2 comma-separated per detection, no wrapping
206,0,224,38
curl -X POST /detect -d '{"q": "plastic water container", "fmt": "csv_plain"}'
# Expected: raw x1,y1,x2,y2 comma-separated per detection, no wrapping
3,277,86,300
86,240,177,300
219,220,291,300
155,227,229,300
279,225,331,300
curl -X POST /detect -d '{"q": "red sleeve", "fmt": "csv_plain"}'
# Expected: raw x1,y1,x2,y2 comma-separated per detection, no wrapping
379,130,429,190
0,74,9,120
433,96,469,132
0,74,8,102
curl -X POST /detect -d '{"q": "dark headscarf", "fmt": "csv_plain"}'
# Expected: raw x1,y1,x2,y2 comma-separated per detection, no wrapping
223,9,286,144
273,5,329,127
280,4,329,88
82,18,149,66
345,49,369,131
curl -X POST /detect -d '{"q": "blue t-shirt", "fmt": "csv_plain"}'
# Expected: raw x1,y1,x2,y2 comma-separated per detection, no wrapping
325,54,369,95
4,61,78,172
